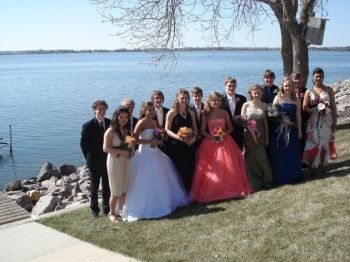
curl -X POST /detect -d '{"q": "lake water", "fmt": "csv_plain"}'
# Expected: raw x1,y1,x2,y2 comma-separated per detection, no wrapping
0,51,349,188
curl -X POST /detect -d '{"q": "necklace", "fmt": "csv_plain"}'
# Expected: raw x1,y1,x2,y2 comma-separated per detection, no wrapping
180,111,187,117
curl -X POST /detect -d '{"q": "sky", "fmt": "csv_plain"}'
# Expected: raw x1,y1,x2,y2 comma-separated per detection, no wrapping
0,0,349,51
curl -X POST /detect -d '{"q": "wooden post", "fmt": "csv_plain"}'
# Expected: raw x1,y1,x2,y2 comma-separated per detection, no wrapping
9,125,13,155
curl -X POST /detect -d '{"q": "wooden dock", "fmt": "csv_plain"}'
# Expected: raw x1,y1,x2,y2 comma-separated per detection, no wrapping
0,191,30,225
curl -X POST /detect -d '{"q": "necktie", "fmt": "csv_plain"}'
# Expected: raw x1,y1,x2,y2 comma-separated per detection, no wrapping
196,107,201,120
99,122,104,132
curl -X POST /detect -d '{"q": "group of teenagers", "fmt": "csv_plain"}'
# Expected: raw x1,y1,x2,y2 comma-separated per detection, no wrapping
80,67,337,223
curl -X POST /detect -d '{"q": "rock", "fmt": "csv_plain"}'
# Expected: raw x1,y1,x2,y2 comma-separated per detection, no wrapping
40,176,58,189
25,204,34,212
5,180,22,192
27,190,41,203
46,186,62,196
77,165,90,179
22,182,41,192
5,190,23,196
31,195,60,216
75,192,88,201
331,79,350,122
71,183,82,197
68,173,80,183
37,161,61,182
66,195,74,202
59,164,77,176
79,180,91,196
8,192,33,211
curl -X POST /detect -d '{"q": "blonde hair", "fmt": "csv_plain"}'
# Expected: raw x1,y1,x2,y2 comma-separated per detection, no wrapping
203,91,222,116
278,77,297,101
247,84,263,100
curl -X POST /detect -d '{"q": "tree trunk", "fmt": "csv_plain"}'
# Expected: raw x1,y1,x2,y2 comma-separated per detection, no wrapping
291,34,309,88
280,23,293,76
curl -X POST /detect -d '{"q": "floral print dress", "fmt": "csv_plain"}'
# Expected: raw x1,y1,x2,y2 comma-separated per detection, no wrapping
302,87,337,168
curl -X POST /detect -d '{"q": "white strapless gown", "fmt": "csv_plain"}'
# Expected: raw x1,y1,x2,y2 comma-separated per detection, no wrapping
123,129,189,221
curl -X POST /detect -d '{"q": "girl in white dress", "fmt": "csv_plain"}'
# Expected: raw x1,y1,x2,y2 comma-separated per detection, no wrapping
123,101,189,221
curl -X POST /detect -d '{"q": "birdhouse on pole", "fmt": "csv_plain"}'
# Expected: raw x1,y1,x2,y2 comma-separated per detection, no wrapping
305,17,327,45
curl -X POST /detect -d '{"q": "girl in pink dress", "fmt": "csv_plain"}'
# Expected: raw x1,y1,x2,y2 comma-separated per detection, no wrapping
191,91,253,203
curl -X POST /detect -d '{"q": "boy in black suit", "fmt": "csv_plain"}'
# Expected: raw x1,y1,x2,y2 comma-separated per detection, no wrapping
261,69,279,104
189,87,204,150
151,90,169,128
220,77,246,150
80,100,111,218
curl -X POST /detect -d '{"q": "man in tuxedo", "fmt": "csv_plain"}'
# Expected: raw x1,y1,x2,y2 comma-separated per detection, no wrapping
121,98,138,135
151,90,169,128
261,69,279,104
189,87,204,150
80,100,111,218
151,90,170,155
220,77,246,150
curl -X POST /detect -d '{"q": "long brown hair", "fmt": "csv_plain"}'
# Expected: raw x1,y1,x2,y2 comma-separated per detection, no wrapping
172,88,190,113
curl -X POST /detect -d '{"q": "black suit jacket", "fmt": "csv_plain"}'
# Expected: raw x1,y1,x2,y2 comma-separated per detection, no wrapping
80,117,111,173
126,116,138,134
220,93,246,150
153,106,169,128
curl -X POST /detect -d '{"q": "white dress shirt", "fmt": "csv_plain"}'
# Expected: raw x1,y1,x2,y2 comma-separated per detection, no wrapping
228,95,236,117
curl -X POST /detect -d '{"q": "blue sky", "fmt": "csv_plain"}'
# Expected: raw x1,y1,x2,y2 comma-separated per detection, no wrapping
0,0,349,51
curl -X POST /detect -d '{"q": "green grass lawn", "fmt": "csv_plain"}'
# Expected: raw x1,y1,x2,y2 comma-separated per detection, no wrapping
40,122,350,261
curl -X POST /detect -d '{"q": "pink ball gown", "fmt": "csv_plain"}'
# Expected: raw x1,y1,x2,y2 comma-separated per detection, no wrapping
191,118,253,203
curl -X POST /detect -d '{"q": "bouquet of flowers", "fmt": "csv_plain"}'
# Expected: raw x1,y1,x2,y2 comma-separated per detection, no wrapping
177,127,194,140
211,127,225,143
267,105,280,118
124,135,136,150
151,128,168,148
154,128,168,141
317,101,330,116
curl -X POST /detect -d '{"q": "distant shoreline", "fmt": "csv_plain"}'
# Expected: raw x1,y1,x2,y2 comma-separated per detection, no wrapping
1,46,349,55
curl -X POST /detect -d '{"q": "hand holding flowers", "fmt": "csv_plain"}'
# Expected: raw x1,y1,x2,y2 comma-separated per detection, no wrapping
151,128,168,148
211,127,225,143
177,127,195,145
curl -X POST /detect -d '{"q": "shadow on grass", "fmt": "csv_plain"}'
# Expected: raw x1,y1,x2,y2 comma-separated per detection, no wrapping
302,159,350,183
164,202,226,220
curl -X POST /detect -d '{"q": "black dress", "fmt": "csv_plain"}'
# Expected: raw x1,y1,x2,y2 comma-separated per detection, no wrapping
168,111,196,191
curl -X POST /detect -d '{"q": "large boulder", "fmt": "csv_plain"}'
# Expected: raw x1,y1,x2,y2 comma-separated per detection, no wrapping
37,161,60,182
21,178,40,192
332,79,350,121
31,195,60,216
5,180,22,192
58,164,77,176
40,176,58,189
7,192,33,212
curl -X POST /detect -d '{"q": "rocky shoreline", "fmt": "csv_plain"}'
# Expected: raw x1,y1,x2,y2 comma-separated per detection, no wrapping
4,162,92,216
3,79,350,217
